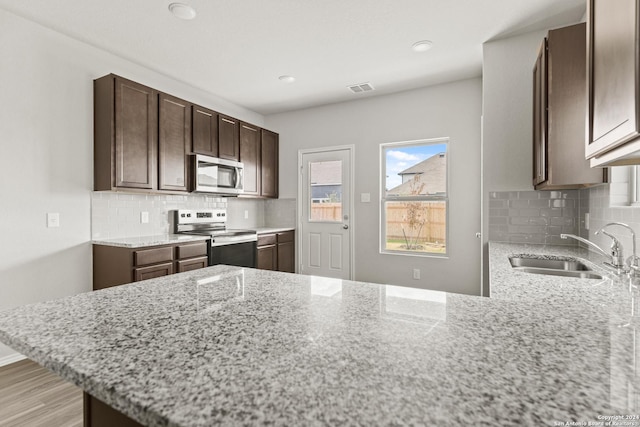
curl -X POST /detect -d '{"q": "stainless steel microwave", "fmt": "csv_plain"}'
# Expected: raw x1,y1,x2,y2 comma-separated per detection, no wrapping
192,154,244,195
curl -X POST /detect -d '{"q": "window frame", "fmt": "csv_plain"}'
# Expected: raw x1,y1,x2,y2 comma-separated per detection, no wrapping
379,137,450,258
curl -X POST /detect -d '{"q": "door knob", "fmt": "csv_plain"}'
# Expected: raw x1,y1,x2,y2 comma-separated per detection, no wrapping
343,224,349,229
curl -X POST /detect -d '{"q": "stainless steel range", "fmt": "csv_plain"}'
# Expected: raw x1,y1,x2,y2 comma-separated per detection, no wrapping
173,209,257,268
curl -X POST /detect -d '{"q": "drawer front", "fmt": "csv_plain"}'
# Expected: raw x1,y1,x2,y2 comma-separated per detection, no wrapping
134,246,174,266
134,262,174,281
277,231,294,243
177,256,208,273
176,241,208,259
257,234,277,247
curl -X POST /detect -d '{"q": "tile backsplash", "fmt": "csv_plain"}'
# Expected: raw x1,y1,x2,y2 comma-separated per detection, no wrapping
489,183,640,258
91,192,227,239
488,190,587,245
264,198,297,228
91,192,297,240
585,184,640,255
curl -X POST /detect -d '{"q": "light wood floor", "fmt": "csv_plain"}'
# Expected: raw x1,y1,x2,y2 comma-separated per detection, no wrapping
0,359,82,427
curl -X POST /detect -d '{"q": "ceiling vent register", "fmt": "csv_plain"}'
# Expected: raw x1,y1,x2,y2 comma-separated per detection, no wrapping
348,82,375,93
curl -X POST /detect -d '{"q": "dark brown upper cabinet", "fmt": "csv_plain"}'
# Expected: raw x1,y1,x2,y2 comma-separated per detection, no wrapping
95,75,158,191
586,0,640,166
218,114,240,161
158,93,191,192
191,104,218,157
533,23,606,189
239,122,261,196
261,129,279,198
533,41,547,187
95,73,279,196
239,124,279,199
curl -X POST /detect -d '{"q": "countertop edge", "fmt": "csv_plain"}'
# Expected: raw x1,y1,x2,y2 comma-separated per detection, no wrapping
255,227,295,234
92,234,210,248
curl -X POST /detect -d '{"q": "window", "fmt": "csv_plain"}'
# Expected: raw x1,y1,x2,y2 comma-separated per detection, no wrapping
309,160,343,222
609,166,640,207
380,138,448,256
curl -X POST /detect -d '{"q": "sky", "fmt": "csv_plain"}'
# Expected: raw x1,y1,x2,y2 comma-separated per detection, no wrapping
385,143,446,190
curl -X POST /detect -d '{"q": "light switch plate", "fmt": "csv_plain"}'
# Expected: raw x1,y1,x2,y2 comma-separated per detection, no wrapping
140,211,149,224
361,193,371,203
47,212,60,228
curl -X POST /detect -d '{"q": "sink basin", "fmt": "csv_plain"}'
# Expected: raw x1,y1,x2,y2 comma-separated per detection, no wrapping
509,257,591,271
509,256,604,280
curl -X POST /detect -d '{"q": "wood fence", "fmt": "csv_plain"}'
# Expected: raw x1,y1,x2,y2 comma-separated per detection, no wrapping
310,202,446,244
386,202,446,244
310,203,342,221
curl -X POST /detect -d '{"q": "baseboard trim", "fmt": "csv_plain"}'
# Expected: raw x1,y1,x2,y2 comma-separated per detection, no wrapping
0,353,26,367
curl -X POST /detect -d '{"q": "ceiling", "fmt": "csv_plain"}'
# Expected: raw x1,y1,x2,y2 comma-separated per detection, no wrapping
0,0,586,115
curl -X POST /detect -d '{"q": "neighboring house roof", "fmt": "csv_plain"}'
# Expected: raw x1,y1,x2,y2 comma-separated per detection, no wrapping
310,160,342,185
388,153,446,195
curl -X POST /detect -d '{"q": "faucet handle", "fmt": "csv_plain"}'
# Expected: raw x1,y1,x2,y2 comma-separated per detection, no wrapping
628,255,640,276
597,229,625,268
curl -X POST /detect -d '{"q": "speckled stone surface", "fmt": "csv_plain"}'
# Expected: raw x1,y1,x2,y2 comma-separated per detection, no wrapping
254,227,295,235
489,242,616,302
1,263,640,426
92,234,210,248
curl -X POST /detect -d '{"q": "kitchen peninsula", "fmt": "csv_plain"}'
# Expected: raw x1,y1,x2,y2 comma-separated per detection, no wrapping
0,264,635,426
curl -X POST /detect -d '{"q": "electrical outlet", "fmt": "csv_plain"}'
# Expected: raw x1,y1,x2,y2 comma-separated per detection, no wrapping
140,211,149,224
47,212,60,228
413,268,420,280
244,210,249,219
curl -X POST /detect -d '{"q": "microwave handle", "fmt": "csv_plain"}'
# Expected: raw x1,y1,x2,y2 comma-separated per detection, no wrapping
234,167,243,189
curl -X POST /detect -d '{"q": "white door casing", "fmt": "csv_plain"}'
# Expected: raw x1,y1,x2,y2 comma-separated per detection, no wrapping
298,146,354,280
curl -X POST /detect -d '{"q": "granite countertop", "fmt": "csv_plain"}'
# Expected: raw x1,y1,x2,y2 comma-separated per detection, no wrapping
254,226,295,235
1,263,640,425
93,229,294,248
488,242,619,302
92,234,210,248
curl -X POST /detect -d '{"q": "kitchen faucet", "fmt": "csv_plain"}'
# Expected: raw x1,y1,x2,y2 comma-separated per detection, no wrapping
599,222,640,275
560,231,626,274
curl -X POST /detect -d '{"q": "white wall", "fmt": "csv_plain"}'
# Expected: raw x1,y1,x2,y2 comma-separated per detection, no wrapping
0,9,264,362
265,78,482,295
481,30,547,295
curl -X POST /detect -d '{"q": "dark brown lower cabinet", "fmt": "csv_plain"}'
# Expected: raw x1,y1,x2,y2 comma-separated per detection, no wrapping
177,256,208,273
134,262,174,282
93,241,208,290
257,236,277,270
257,231,295,273
84,393,143,427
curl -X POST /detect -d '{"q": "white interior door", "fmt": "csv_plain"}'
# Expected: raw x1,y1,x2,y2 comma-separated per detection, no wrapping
299,147,353,279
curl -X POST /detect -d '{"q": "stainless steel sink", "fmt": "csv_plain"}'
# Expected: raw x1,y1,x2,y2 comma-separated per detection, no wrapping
509,256,604,280
509,257,591,271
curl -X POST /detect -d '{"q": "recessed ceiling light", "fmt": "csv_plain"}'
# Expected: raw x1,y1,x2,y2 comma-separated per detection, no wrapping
168,3,196,20
412,40,433,52
278,75,296,83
